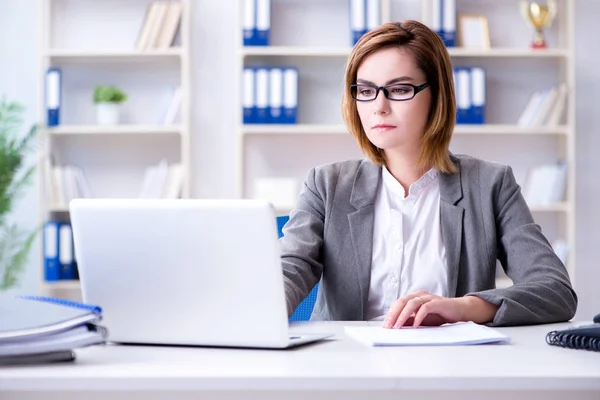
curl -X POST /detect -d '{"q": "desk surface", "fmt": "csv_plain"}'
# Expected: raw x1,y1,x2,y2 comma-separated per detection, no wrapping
1,321,599,398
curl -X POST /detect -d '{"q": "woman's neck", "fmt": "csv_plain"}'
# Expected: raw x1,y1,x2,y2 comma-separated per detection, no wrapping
384,151,430,197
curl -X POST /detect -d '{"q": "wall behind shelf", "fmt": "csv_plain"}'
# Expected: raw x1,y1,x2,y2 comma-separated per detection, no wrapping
49,0,176,50
55,61,181,125
51,134,183,198
1,0,599,320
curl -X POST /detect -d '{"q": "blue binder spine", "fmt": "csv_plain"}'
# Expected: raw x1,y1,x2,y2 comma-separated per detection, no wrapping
455,67,471,124
432,0,444,41
43,221,60,281
45,67,61,127
255,67,270,124
282,67,298,124
242,0,256,46
268,67,284,124
470,67,486,124
58,222,76,280
242,67,255,124
255,0,270,46
442,0,457,47
350,0,367,45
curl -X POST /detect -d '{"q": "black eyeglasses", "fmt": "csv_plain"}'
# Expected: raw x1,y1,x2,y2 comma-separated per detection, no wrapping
350,82,430,102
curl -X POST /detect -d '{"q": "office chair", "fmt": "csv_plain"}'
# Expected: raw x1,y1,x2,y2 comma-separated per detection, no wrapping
276,215,319,322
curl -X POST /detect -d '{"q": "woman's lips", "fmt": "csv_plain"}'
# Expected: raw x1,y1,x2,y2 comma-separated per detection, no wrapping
372,124,396,132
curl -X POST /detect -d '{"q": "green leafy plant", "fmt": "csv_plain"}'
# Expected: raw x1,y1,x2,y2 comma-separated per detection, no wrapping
0,96,38,291
93,85,128,104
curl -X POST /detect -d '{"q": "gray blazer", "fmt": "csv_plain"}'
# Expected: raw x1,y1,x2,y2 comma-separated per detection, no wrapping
280,154,577,326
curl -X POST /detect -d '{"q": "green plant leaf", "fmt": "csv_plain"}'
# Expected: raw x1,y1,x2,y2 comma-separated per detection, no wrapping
0,224,38,291
0,94,38,290
93,85,128,104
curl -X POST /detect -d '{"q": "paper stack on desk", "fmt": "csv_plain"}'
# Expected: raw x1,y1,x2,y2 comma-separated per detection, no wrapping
344,322,510,347
0,295,107,365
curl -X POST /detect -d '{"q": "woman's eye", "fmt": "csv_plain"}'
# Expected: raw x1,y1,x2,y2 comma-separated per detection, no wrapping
360,89,374,96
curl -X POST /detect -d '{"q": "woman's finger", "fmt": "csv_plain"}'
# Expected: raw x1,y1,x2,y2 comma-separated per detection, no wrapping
383,292,429,328
392,296,427,328
413,299,438,328
382,297,410,328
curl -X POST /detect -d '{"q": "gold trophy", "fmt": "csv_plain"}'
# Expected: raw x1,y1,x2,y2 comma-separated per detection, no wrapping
520,0,557,49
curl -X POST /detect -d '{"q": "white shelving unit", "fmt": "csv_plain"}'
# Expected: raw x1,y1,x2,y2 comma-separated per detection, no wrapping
235,0,576,287
36,0,193,299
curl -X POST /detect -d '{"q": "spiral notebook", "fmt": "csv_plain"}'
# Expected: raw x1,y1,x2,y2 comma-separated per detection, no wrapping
0,295,107,363
0,295,101,340
546,323,600,352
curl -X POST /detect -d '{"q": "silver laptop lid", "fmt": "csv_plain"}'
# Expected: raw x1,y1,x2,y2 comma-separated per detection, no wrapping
70,198,290,348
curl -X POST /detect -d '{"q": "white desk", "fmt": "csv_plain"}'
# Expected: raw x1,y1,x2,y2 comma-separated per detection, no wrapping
1,321,599,400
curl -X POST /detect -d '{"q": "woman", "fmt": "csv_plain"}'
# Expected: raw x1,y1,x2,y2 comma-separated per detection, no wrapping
280,20,577,328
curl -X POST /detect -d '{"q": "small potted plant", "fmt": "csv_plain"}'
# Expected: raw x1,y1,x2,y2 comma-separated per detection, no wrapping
93,85,127,125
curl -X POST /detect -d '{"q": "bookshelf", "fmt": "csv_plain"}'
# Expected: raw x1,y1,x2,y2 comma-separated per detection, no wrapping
36,0,192,299
235,0,576,288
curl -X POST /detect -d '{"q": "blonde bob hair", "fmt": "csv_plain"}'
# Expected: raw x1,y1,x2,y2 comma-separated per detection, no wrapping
342,20,457,174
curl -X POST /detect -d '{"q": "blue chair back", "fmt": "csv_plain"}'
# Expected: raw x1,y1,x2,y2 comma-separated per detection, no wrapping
276,215,319,322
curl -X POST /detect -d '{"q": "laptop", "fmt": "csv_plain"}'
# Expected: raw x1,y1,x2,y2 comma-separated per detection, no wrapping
69,198,331,349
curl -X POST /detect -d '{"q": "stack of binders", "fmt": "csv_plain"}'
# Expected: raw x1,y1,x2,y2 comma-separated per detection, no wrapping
243,0,271,46
43,221,77,282
453,67,486,124
243,66,299,124
431,0,457,47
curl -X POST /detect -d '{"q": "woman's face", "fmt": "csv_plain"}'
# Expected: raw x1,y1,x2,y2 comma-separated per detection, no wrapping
355,47,431,155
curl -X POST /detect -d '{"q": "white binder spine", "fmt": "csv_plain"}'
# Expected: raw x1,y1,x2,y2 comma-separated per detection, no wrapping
255,67,270,123
269,68,283,124
283,68,298,124
366,0,380,31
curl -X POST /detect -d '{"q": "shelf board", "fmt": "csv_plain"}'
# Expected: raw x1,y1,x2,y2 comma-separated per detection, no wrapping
45,48,183,62
242,124,569,136
529,202,569,213
453,124,569,135
48,205,70,213
45,125,183,135
447,47,569,58
240,46,569,58
43,280,81,291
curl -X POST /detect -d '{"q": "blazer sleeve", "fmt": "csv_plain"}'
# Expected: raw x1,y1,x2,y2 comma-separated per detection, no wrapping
280,167,326,316
467,165,578,326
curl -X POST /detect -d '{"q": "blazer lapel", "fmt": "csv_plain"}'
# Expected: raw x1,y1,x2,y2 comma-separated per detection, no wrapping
348,160,380,319
439,155,464,297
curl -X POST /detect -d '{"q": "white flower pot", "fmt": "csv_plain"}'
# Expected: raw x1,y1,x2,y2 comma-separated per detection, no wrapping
96,103,120,125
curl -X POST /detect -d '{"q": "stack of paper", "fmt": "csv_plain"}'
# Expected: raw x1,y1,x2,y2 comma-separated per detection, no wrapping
0,295,107,365
344,322,510,347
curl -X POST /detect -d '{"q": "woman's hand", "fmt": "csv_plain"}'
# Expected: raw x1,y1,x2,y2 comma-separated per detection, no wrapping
382,290,499,329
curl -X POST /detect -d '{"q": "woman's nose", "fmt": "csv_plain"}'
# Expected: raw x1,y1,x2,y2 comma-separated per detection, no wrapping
372,89,391,115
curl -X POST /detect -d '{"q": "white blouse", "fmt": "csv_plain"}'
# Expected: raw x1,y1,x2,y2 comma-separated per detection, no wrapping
365,166,448,320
